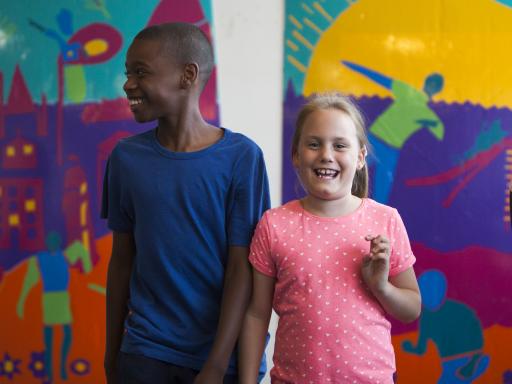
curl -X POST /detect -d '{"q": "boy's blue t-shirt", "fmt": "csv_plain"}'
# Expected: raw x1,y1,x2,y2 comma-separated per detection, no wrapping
101,128,270,375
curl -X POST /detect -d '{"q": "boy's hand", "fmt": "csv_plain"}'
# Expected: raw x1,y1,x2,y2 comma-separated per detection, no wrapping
104,363,118,384
361,235,390,293
194,364,224,384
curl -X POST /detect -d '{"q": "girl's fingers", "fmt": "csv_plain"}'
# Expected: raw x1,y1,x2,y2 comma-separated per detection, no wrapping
369,251,388,260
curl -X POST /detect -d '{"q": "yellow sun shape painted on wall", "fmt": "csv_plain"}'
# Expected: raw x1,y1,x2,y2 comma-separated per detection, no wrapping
304,0,512,108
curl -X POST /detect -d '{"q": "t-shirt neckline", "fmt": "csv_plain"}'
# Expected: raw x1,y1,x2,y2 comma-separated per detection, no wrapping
295,198,367,222
151,127,229,159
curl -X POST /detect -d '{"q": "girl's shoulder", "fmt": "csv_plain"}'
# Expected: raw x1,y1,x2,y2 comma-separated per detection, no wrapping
262,200,303,223
362,198,400,219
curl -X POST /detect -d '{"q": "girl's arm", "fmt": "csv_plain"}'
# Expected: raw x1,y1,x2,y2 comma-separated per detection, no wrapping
238,269,276,384
373,267,421,323
362,235,421,323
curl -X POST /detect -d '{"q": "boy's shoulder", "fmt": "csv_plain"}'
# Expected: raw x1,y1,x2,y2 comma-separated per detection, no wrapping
116,128,154,149
223,129,263,154
110,128,154,159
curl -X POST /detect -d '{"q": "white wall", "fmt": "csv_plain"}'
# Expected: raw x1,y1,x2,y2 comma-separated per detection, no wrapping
214,1,284,382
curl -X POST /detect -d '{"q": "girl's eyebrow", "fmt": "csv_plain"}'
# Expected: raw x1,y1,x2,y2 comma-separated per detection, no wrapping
304,135,349,141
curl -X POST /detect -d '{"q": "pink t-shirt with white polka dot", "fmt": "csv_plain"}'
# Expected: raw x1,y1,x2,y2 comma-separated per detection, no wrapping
249,198,415,384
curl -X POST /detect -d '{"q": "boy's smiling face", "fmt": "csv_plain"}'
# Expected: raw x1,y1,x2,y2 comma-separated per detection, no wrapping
123,38,184,123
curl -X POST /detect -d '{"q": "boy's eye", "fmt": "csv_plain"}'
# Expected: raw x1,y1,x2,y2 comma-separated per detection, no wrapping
334,143,346,150
125,69,147,78
307,142,320,149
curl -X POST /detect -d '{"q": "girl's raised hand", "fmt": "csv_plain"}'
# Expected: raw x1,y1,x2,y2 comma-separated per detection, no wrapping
361,235,391,293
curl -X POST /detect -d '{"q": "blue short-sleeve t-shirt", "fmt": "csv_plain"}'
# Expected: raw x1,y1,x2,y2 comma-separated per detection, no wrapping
101,128,270,374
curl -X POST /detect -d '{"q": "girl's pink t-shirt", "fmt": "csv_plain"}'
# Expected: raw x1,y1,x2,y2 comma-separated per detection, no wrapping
249,199,415,384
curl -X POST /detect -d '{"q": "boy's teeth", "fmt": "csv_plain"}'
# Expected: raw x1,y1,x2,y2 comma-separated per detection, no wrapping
129,98,143,106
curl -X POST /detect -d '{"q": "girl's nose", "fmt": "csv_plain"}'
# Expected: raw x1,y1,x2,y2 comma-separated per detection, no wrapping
320,146,334,162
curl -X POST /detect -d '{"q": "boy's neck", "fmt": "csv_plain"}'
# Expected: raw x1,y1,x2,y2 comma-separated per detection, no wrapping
156,106,222,152
302,194,362,218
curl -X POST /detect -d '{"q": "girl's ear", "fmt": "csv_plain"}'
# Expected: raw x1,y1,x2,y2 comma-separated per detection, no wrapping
292,152,299,169
357,145,367,170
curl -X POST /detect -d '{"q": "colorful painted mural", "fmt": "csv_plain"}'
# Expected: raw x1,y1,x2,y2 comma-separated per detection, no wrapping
0,1,217,383
283,0,512,383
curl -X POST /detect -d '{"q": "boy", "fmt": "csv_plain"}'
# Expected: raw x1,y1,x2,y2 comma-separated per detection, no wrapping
102,22,270,384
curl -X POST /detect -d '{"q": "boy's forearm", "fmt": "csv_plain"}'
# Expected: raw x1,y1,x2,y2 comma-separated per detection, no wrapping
202,246,252,373
238,310,272,384
104,257,132,369
104,233,135,372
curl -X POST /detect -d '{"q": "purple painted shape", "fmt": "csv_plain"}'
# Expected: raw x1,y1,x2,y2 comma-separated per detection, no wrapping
283,85,512,331
0,100,219,272
282,85,512,254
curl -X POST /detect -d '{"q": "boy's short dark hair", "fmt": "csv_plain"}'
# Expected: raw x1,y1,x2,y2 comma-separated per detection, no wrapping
135,22,214,90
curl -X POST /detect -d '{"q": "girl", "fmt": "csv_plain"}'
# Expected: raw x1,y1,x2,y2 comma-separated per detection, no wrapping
239,93,421,384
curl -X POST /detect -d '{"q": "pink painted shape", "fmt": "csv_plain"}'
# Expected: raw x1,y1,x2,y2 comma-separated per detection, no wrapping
148,0,206,25
6,65,34,115
406,138,512,206
146,0,218,121
392,242,512,334
68,23,123,65
81,98,133,123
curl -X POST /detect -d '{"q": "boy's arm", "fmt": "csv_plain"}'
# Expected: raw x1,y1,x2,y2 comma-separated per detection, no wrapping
104,231,135,384
238,269,275,384
194,245,253,384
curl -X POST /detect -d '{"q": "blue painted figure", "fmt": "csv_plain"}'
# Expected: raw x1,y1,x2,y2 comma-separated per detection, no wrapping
402,270,490,383
16,232,90,383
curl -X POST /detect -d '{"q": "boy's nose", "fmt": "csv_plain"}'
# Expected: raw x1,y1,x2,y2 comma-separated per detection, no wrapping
123,77,136,92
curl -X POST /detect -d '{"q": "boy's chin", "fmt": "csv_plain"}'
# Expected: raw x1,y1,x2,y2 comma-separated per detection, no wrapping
132,113,155,123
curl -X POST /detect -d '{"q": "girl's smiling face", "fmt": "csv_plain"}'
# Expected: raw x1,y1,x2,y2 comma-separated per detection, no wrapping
293,108,366,202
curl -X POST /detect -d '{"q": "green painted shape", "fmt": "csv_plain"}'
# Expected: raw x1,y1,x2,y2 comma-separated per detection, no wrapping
412,300,484,358
65,241,92,274
370,80,444,148
42,291,72,325
88,283,106,295
16,256,40,319
64,65,87,103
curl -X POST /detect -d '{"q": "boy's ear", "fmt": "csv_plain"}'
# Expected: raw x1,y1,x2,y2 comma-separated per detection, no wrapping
357,145,367,170
181,63,199,89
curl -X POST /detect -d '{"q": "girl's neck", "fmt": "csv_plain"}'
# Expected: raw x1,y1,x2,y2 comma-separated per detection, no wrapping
301,194,362,218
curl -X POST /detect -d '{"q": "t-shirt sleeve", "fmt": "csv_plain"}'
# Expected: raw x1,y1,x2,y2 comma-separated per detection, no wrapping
388,209,416,277
100,146,134,233
228,145,271,246
248,212,276,277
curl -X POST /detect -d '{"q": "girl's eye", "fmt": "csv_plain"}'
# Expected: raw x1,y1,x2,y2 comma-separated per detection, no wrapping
335,144,346,150
307,142,319,149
